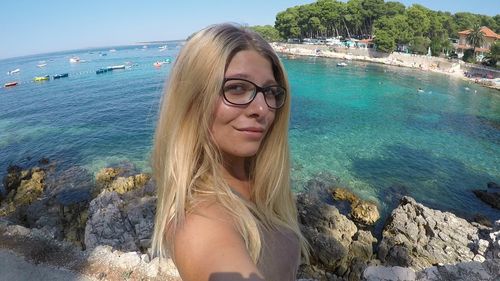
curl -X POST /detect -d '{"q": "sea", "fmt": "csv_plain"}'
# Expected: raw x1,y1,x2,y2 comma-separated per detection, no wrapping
1,42,499,223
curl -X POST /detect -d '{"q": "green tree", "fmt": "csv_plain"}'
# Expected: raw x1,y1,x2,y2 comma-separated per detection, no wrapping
494,14,500,33
250,25,282,42
373,29,395,53
483,41,500,67
384,1,405,16
373,14,411,46
406,4,431,37
409,36,431,54
361,0,385,35
275,8,301,39
462,49,475,63
454,12,481,31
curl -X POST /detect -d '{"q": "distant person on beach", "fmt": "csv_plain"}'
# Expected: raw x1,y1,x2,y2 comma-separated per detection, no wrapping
151,23,308,281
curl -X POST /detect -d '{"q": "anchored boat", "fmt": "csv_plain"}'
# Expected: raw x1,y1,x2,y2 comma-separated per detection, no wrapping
34,75,50,81
4,81,18,87
53,73,69,79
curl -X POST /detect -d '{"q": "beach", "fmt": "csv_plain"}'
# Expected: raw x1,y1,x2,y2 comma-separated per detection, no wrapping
271,43,500,91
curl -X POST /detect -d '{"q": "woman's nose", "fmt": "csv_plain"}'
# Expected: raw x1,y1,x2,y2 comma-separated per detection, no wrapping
247,91,268,116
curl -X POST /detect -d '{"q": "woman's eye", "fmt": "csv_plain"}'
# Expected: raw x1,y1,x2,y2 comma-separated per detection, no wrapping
226,84,247,93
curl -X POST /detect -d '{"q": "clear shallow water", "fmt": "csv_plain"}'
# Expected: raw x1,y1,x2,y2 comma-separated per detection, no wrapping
1,46,499,222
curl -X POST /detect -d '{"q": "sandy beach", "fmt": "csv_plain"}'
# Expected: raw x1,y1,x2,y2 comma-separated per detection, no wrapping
271,43,500,91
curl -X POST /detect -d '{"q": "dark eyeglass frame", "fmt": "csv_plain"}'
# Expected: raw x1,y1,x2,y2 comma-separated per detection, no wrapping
222,78,287,109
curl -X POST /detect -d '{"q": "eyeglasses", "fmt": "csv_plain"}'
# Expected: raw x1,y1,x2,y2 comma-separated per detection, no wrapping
222,78,286,109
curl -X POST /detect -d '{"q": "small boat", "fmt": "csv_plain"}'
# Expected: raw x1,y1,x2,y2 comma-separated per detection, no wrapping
37,63,47,68
159,45,167,52
7,68,20,75
108,65,126,70
153,58,172,67
34,75,50,81
337,62,348,67
53,73,69,79
96,68,111,74
4,81,18,87
109,49,117,52
100,53,107,57
69,57,80,63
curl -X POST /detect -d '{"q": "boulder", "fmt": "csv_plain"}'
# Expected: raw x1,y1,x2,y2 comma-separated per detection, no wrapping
378,196,481,271
297,180,377,281
473,190,500,210
84,184,156,252
331,187,380,225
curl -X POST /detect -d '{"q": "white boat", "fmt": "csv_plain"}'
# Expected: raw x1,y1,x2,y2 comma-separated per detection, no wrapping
109,49,117,52
37,63,47,68
159,45,167,52
108,65,126,70
337,62,348,67
7,68,20,75
69,57,80,63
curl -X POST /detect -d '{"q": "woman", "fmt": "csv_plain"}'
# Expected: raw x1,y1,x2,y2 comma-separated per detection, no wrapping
151,23,308,281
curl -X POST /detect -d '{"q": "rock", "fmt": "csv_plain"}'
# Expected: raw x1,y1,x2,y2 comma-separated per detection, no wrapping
473,190,500,209
93,167,122,196
84,191,137,251
416,259,500,281
363,259,500,281
2,165,23,196
332,187,359,203
38,157,50,165
114,251,141,269
378,196,480,271
331,187,380,226
84,187,156,252
297,182,376,281
0,167,47,216
94,167,151,196
362,266,416,281
351,200,380,225
487,182,499,189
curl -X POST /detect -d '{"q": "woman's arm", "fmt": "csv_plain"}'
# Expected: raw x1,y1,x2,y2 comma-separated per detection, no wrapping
172,203,265,281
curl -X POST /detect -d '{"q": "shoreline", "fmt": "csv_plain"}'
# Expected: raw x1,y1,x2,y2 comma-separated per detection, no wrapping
271,43,500,91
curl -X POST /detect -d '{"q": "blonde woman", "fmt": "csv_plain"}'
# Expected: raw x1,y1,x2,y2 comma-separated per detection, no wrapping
151,23,308,281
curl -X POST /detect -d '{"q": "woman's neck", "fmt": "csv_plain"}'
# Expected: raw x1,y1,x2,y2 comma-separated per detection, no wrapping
221,154,251,200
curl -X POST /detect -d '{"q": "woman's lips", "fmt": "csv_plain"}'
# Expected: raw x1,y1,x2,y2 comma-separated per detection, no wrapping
236,127,265,139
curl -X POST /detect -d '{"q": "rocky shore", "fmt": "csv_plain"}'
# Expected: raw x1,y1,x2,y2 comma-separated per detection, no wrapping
0,160,499,281
271,43,500,91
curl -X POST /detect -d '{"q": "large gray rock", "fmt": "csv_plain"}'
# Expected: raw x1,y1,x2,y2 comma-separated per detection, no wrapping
363,259,500,281
84,181,156,252
84,190,137,251
378,196,482,270
296,180,377,281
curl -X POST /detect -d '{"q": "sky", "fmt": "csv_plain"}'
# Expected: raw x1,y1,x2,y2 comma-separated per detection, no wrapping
0,0,498,60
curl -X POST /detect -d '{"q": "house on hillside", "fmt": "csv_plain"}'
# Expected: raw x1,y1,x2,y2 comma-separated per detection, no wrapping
456,26,499,61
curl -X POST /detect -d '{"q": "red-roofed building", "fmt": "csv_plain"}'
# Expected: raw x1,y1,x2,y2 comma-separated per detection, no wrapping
456,26,499,60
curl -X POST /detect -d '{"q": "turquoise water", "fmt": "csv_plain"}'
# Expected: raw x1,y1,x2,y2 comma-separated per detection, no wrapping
1,45,499,222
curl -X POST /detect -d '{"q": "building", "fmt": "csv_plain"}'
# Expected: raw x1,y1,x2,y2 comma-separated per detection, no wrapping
456,26,499,60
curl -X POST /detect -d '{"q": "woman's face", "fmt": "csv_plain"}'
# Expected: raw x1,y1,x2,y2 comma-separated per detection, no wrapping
211,50,277,162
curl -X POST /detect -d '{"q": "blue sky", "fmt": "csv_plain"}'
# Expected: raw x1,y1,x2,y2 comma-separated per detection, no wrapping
0,0,498,59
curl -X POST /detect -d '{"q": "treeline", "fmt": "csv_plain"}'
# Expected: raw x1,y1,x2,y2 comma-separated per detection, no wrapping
252,0,500,55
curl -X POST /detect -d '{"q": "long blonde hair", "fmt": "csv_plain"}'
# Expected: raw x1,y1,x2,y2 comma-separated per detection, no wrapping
151,23,308,263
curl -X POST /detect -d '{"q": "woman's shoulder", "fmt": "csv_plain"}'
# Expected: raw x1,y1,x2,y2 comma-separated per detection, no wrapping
173,200,263,280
